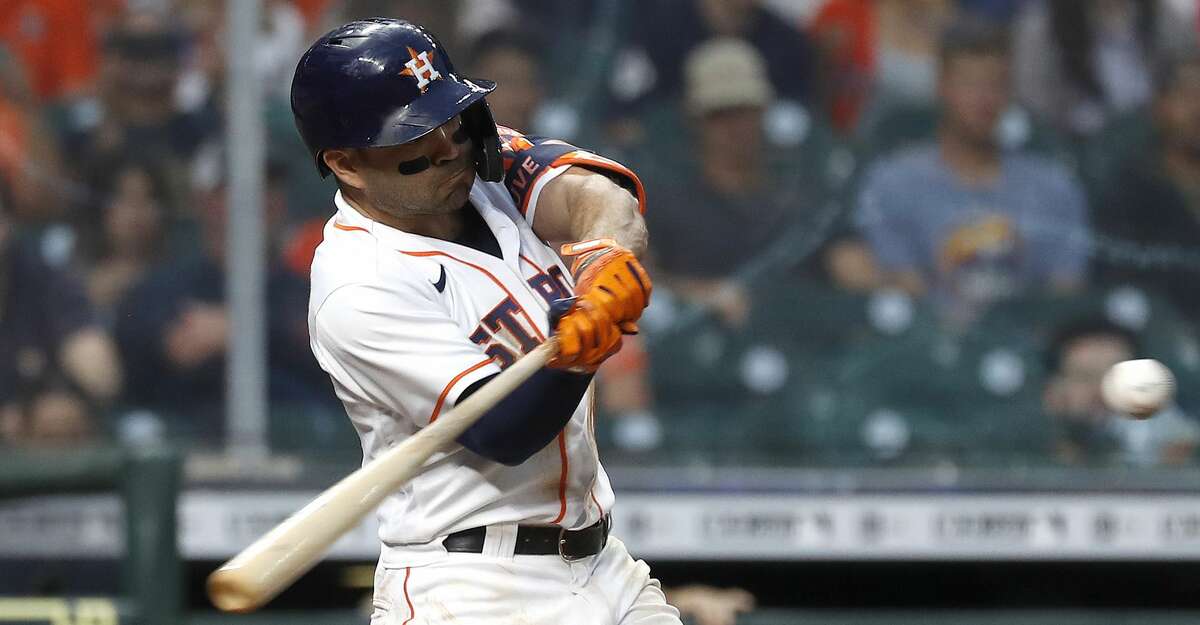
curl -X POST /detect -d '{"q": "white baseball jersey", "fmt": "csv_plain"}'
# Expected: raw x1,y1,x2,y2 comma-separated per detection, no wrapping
308,127,646,568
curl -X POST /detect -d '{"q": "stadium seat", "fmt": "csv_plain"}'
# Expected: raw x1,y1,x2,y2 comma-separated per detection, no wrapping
828,318,1051,463
743,280,939,356
979,286,1194,367
1079,108,1154,192
269,402,361,462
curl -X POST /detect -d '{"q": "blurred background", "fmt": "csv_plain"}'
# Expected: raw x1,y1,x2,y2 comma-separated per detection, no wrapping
2,0,1200,623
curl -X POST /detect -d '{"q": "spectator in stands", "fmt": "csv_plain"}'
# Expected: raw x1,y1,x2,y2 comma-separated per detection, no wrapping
80,156,172,318
114,162,331,446
1091,51,1200,320
333,0,463,53
0,45,68,222
456,0,606,50
0,0,99,104
854,18,1089,325
1013,0,1196,138
1043,318,1198,466
648,39,876,325
177,0,307,103
64,10,214,200
466,30,545,133
957,0,1026,23
607,0,815,142
0,180,122,447
811,0,957,133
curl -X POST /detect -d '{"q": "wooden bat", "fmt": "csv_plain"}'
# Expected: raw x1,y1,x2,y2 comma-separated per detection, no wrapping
207,338,559,613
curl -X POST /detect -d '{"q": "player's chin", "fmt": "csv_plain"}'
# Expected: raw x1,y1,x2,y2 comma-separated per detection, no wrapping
444,171,474,201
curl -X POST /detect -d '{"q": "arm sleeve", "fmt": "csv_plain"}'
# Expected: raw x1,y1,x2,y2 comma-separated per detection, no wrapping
310,283,502,428
497,125,646,224
454,369,593,466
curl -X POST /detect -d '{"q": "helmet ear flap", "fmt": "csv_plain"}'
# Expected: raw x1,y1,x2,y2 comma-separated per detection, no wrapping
463,99,503,182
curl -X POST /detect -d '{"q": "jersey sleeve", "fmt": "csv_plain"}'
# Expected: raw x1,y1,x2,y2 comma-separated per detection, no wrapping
310,282,502,428
496,125,646,224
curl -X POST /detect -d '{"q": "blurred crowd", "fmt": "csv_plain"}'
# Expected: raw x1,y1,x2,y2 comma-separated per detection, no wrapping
1,0,1199,470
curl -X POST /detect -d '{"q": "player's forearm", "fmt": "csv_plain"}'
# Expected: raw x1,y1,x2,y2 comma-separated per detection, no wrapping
536,169,648,257
568,176,647,257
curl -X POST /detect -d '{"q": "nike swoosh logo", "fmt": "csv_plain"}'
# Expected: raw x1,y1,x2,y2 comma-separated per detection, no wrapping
431,264,447,293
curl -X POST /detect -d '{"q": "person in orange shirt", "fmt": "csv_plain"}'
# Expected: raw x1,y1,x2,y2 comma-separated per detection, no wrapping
0,0,102,103
810,0,955,133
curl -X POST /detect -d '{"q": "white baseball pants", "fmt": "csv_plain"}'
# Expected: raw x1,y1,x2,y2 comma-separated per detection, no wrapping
370,535,682,625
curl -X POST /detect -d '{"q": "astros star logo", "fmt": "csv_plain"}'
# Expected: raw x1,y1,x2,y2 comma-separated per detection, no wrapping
400,47,441,91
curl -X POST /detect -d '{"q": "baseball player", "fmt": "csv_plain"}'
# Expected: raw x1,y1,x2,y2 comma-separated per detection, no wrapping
292,19,680,625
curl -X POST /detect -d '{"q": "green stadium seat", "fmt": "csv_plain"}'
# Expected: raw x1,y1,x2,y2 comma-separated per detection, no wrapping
1079,108,1154,192
648,313,751,408
827,317,1051,463
269,402,361,462
743,280,939,356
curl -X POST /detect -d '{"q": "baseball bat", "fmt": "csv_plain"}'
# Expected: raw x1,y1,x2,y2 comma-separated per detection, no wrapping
207,338,559,613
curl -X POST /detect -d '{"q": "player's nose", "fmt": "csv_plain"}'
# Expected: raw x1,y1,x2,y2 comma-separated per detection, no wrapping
428,124,464,167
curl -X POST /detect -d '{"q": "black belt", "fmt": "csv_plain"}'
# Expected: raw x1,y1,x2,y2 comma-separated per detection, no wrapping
442,516,610,561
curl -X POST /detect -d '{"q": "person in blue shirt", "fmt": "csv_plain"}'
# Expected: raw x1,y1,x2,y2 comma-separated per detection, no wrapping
855,17,1090,323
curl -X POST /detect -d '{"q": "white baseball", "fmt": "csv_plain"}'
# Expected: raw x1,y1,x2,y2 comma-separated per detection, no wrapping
1101,359,1175,419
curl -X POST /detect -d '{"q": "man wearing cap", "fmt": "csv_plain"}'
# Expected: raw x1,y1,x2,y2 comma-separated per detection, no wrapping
647,38,867,325
293,18,678,625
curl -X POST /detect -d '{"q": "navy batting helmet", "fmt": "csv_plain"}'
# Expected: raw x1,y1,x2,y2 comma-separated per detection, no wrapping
290,18,503,182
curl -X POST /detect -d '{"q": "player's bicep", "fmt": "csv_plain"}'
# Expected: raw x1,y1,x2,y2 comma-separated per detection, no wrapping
498,126,644,228
527,167,576,242
312,285,500,428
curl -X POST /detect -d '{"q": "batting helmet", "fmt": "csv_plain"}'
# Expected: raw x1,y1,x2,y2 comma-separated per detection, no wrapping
290,18,503,181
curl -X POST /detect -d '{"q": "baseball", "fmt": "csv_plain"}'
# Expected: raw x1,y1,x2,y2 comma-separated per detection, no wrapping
1101,359,1175,419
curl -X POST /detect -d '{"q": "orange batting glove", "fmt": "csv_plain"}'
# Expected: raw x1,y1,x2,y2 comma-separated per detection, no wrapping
547,297,623,373
560,239,653,335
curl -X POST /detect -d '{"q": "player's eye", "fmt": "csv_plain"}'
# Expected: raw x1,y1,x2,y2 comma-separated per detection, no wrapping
396,156,432,175
451,127,469,145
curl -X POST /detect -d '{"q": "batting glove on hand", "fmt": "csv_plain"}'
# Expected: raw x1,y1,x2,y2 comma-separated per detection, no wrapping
547,297,623,373
560,239,653,335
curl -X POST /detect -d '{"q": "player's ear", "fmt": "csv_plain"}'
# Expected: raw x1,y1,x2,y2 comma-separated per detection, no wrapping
322,149,367,190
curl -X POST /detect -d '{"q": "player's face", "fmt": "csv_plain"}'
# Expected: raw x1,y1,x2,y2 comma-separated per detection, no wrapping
354,116,476,217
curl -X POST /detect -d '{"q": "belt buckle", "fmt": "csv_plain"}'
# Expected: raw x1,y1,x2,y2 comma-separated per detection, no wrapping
557,526,587,563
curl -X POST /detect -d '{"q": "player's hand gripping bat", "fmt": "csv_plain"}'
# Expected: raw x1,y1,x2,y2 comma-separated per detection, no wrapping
206,338,560,613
